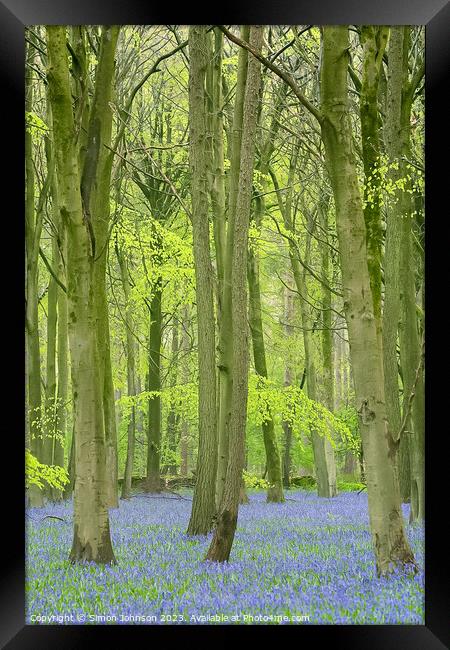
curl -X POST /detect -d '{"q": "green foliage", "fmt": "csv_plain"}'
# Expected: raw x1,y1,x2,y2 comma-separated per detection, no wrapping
363,154,424,211
26,449,69,491
118,383,198,425
242,470,269,490
25,111,48,138
29,400,65,448
252,169,269,193
29,24,424,515
247,375,350,446
335,405,360,454
337,479,365,492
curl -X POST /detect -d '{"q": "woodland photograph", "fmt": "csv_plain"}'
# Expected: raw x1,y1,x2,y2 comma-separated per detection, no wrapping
25,24,425,625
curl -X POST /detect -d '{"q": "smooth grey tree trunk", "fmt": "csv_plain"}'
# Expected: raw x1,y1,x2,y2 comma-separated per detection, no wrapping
187,26,219,535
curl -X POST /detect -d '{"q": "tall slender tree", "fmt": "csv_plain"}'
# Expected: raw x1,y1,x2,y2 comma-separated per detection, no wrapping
397,28,425,523
81,26,121,508
247,82,286,503
116,237,137,499
383,26,405,502
146,274,162,492
281,280,295,488
53,175,69,501
187,25,218,535
270,156,337,498
25,37,45,507
46,25,115,564
206,25,264,561
215,26,250,510
359,26,389,341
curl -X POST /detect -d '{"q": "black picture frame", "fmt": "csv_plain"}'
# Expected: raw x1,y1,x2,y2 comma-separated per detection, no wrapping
2,1,449,647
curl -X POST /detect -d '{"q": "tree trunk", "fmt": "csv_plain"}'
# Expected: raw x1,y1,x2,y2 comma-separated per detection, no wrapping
166,319,180,474
117,243,136,499
282,282,294,488
64,426,75,499
187,26,218,535
180,305,190,477
146,283,162,492
42,122,58,488
382,26,407,502
248,247,284,502
272,151,337,498
206,26,263,561
25,39,44,507
399,431,411,503
334,321,343,409
397,29,424,523
46,25,115,564
318,201,338,497
43,209,58,474
215,26,250,510
344,452,357,475
81,26,120,508
293,228,336,498
360,26,389,339
239,478,249,504
53,191,68,501
320,25,415,575
246,80,285,503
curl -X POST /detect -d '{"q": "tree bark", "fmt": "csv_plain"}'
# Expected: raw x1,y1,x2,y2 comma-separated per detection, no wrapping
206,26,263,561
46,25,115,564
187,26,218,535
146,283,162,492
318,201,338,496
397,28,425,523
360,26,389,337
81,26,120,508
282,282,294,488
320,26,415,575
248,248,284,502
166,319,180,474
25,39,44,507
117,242,137,499
53,184,68,501
383,26,407,501
215,26,250,510
246,80,286,503
180,305,191,477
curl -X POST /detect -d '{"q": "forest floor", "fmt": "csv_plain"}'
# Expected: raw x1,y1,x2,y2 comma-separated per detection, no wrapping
26,490,424,625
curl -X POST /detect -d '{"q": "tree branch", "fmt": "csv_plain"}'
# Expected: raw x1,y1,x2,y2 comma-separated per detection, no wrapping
218,25,323,124
39,247,67,294
396,335,425,442
112,38,189,153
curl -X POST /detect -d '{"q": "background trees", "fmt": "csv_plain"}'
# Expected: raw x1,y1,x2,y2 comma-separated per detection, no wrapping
26,24,424,576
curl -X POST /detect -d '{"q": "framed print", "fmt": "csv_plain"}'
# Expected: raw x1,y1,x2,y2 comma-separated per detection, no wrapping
1,0,449,647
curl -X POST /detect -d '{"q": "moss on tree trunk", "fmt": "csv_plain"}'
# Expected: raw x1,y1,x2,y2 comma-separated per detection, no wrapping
320,26,416,576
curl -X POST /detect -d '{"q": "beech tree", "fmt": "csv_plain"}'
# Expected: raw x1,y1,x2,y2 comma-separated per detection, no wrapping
206,25,264,561
26,24,424,580
46,25,115,563
320,26,415,574
186,25,218,535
